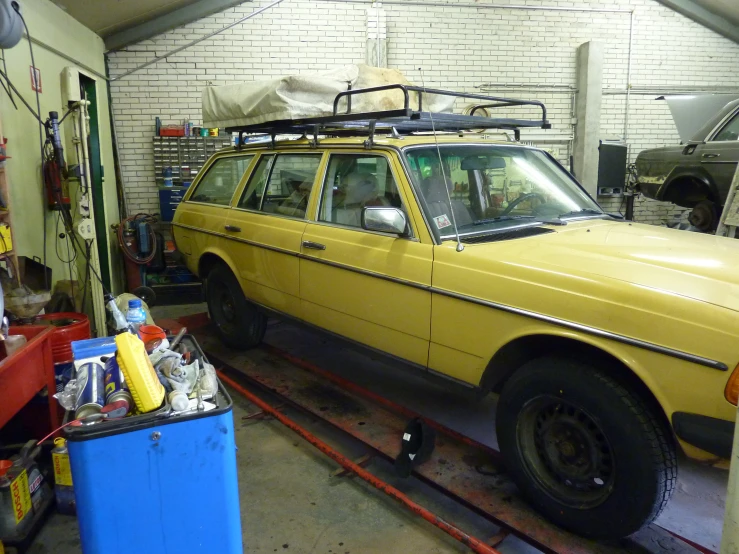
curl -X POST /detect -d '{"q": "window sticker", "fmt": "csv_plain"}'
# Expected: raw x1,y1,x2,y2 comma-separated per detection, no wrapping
434,214,452,229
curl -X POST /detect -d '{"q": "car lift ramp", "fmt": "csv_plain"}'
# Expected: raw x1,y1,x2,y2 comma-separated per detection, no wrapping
180,319,711,554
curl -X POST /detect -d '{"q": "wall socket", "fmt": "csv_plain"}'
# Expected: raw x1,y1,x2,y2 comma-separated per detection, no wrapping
77,219,95,240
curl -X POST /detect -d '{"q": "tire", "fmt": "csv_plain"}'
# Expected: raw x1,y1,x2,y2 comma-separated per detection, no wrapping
205,263,267,349
496,357,676,539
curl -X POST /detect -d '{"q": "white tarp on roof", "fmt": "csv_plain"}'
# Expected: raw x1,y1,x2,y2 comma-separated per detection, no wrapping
202,64,455,129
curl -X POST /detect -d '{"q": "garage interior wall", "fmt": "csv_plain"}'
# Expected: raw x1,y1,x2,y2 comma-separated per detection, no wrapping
107,0,739,226
0,0,122,294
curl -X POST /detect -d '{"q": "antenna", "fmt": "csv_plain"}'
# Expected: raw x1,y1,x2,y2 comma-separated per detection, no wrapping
418,68,464,252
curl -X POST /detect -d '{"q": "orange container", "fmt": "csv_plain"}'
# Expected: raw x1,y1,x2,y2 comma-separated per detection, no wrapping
138,325,166,344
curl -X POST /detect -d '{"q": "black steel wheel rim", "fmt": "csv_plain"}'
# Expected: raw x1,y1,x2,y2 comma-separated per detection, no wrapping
516,395,615,509
213,283,237,333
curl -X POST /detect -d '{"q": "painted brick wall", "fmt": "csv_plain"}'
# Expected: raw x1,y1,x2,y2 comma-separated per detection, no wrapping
108,0,739,225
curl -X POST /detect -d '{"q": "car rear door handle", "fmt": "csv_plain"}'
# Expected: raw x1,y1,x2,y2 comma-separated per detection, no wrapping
302,241,326,251
702,153,720,159
224,225,241,232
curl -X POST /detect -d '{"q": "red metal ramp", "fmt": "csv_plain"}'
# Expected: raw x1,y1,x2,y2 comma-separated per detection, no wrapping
189,323,708,554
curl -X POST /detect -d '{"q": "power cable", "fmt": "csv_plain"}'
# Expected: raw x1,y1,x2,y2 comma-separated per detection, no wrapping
13,5,48,290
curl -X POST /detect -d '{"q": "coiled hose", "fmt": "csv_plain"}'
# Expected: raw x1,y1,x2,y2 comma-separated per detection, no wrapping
117,213,157,265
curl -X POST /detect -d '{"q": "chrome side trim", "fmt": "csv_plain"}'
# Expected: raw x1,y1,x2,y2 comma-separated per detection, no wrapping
432,287,729,371
298,253,432,290
174,221,728,371
171,222,296,257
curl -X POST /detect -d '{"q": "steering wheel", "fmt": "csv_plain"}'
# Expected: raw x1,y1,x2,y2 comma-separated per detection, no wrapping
500,192,547,216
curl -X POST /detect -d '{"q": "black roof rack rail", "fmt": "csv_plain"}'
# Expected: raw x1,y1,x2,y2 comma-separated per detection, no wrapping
226,84,551,142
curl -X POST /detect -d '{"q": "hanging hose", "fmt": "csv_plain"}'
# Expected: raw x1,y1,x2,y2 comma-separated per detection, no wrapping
117,213,158,265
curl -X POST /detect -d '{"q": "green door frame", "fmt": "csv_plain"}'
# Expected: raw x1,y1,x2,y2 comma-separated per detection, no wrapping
82,77,112,292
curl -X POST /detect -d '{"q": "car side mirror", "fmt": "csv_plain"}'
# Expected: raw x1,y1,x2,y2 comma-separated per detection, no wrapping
361,207,408,236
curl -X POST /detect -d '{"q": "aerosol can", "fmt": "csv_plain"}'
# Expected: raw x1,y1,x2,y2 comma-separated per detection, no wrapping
51,438,75,515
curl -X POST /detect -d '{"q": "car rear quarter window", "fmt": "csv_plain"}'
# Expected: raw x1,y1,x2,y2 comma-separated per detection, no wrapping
237,153,322,219
189,155,253,206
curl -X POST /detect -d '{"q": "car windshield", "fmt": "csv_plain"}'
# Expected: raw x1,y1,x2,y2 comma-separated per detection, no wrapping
404,145,604,239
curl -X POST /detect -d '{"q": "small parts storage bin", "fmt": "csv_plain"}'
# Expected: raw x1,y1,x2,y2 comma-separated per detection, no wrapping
65,336,242,554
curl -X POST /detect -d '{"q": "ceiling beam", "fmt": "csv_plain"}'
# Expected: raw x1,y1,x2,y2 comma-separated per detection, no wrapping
655,0,739,45
104,0,252,52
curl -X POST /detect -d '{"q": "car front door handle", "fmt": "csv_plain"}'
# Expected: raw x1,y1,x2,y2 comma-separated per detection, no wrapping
302,241,326,251
224,225,241,232
702,153,721,159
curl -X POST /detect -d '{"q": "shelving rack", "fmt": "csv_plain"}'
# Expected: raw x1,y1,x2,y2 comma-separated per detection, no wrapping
153,135,233,187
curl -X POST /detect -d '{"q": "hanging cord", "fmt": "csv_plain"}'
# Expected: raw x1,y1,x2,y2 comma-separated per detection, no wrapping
0,13,111,298
13,4,48,289
117,213,158,265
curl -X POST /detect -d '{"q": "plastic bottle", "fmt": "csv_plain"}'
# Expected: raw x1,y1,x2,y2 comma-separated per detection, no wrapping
126,299,147,335
105,294,130,333
168,390,189,412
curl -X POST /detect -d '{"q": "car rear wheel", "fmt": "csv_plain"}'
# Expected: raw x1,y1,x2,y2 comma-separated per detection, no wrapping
496,357,676,539
206,263,267,349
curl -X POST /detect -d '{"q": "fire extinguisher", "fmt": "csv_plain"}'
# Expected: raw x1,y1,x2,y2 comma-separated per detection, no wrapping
43,111,71,211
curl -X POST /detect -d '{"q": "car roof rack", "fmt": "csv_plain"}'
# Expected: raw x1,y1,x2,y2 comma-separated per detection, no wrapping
226,84,551,147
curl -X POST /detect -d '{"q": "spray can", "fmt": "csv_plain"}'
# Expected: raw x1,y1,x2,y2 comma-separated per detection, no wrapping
104,357,132,416
74,362,105,420
51,438,75,515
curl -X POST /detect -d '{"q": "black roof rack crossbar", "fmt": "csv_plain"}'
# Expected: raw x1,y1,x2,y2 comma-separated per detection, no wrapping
225,84,551,136
333,83,549,128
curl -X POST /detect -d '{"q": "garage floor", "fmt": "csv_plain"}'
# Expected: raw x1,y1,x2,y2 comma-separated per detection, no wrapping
27,304,728,553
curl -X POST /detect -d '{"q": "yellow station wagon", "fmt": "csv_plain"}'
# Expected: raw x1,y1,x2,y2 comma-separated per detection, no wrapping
173,85,739,540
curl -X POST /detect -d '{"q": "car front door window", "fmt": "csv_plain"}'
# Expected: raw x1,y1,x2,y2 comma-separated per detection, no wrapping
319,154,407,230
713,111,739,142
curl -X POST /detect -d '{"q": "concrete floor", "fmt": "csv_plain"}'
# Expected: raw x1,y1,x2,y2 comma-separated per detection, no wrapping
27,303,728,553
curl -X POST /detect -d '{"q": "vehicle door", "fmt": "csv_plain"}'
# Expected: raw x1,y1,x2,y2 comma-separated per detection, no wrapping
299,151,433,367
174,153,254,278
225,151,325,319
698,107,739,199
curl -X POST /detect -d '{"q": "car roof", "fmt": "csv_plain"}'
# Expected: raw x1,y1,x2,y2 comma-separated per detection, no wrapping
691,98,739,142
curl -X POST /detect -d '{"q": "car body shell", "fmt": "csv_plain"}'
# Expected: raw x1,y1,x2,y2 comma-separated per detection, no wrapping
174,135,739,463
635,99,739,207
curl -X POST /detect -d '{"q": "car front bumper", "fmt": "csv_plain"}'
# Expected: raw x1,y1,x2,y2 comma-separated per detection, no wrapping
673,412,735,459
635,180,664,201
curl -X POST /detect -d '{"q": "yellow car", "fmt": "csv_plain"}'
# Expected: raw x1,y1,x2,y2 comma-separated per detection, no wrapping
173,97,739,540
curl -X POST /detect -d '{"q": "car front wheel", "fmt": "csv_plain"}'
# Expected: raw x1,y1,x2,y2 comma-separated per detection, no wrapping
206,263,267,349
496,357,676,539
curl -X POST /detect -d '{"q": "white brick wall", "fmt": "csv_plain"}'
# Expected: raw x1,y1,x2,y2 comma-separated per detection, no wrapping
108,0,739,225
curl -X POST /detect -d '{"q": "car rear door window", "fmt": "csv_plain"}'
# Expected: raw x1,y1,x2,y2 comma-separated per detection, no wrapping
319,154,405,228
238,154,322,218
189,155,253,206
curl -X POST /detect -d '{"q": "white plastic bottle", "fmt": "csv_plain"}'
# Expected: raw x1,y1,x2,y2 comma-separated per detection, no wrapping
126,299,147,335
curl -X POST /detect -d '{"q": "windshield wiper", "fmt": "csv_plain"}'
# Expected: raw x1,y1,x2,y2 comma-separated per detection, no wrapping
473,215,535,226
558,208,605,218
473,215,567,226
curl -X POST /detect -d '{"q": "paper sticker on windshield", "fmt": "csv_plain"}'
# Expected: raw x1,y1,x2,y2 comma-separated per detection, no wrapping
434,214,452,230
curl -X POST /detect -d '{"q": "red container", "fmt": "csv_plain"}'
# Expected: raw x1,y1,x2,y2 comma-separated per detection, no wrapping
160,126,185,137
13,313,90,364
2,326,58,431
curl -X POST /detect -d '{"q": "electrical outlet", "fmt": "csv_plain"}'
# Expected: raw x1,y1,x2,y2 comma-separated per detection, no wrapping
77,219,95,239
79,195,90,218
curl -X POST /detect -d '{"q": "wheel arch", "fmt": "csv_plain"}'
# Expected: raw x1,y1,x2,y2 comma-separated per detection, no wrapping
481,333,673,437
197,248,239,281
662,170,720,208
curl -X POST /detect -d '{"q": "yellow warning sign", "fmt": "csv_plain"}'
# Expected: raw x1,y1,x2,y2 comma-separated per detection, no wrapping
10,469,31,524
52,452,73,487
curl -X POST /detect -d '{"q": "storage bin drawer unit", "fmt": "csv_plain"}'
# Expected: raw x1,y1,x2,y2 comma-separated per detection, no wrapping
158,187,187,222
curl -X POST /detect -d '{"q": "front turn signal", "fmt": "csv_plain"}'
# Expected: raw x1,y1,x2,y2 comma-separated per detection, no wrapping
725,364,739,405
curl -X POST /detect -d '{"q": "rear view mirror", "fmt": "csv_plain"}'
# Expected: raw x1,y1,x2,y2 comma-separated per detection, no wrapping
461,156,506,171
361,207,408,235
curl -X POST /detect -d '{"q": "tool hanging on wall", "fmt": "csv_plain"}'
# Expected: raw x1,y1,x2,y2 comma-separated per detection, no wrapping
43,111,71,211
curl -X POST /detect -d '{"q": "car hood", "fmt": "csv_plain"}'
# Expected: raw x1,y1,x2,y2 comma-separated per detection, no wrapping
480,220,739,313
660,94,739,143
